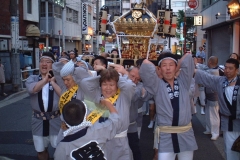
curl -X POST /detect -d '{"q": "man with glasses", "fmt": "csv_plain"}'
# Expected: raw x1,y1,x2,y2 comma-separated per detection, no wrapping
25,52,62,160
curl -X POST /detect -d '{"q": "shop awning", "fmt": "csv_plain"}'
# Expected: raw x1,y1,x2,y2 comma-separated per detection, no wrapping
26,24,40,37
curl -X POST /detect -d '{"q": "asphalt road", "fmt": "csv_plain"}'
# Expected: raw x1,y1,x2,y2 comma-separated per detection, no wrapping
0,96,225,160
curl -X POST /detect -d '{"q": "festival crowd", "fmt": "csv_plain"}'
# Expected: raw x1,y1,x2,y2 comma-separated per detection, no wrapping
25,48,240,160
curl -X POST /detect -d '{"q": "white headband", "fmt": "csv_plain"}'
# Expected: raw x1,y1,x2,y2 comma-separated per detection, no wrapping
59,57,69,62
158,57,178,66
40,56,54,62
63,101,92,137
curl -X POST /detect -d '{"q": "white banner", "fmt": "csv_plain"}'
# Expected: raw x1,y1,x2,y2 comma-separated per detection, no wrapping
11,16,19,50
82,3,88,35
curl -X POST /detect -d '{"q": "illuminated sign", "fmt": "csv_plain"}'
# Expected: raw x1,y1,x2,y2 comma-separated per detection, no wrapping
88,27,93,36
194,16,202,26
228,0,240,19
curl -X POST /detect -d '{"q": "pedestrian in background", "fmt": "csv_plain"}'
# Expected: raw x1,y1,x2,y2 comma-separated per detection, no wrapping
196,46,206,60
0,58,7,96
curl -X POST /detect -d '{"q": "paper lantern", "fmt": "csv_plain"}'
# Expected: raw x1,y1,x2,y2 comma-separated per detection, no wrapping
171,15,177,37
99,6,109,35
164,9,172,36
157,10,165,36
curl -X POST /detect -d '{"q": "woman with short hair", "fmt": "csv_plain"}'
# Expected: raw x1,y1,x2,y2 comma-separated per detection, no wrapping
80,67,136,160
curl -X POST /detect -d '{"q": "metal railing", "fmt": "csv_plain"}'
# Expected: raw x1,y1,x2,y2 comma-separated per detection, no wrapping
20,68,39,89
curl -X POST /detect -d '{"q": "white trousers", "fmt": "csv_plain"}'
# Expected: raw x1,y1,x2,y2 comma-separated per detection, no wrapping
33,135,58,152
205,100,220,136
199,90,206,106
158,151,193,160
223,131,240,160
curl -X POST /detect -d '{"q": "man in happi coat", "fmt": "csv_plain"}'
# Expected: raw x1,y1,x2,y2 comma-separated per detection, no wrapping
25,52,62,160
54,99,121,160
195,56,220,141
139,52,198,160
52,60,91,143
52,60,91,111
195,58,240,160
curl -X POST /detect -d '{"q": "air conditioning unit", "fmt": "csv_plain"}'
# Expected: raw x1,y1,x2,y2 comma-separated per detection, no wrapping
0,40,8,50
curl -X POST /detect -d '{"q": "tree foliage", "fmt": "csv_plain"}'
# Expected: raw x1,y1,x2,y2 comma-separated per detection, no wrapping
176,10,194,42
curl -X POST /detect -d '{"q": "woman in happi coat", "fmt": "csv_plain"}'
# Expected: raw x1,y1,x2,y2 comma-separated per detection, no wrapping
80,68,136,160
139,52,198,160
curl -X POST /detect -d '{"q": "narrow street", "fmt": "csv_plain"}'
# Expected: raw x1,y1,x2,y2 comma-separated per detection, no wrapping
0,95,225,160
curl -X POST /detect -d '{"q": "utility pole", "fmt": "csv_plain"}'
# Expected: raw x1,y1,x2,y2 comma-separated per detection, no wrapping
96,0,99,55
62,7,66,51
183,0,187,54
46,1,49,51
10,0,21,91
168,0,171,50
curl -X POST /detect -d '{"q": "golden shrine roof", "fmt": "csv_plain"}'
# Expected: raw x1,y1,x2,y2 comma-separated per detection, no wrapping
112,3,157,36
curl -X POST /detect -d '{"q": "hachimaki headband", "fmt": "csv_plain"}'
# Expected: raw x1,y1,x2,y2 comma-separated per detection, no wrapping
158,57,178,66
40,56,55,63
63,101,92,137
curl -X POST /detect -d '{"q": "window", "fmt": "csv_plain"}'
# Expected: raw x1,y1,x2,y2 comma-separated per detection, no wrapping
66,7,78,24
73,10,78,24
40,2,53,17
202,0,220,10
172,1,186,7
27,0,32,14
54,5,62,18
67,7,73,22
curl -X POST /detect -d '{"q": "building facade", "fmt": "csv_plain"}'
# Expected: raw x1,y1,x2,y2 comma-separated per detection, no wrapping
200,0,234,64
0,0,39,82
39,0,99,55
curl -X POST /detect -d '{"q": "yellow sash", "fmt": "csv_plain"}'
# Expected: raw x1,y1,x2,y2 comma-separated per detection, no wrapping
87,88,121,124
153,122,192,149
58,85,79,113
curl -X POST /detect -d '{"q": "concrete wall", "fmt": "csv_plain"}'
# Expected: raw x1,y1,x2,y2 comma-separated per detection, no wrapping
201,1,230,30
23,0,39,22
199,0,233,64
